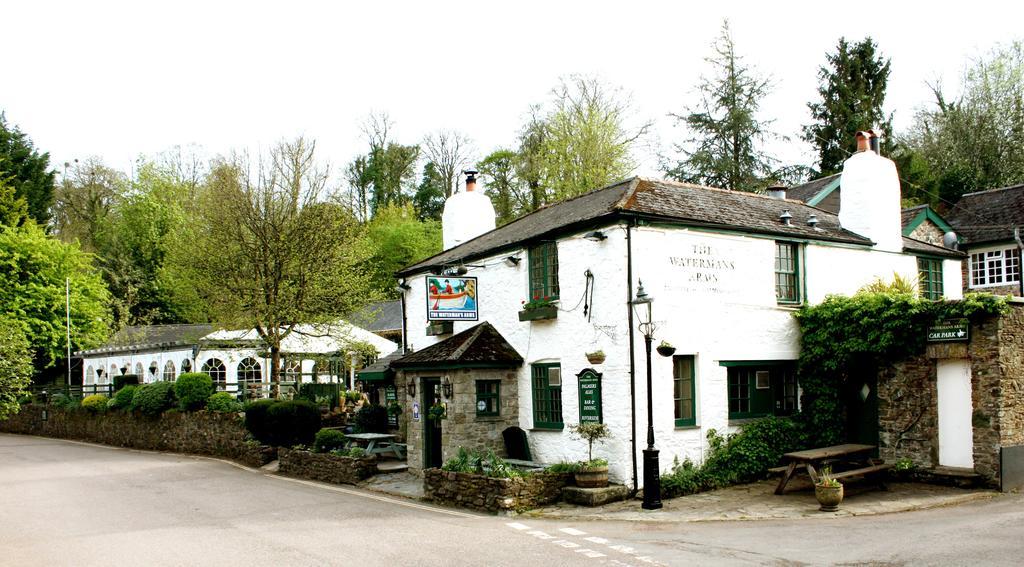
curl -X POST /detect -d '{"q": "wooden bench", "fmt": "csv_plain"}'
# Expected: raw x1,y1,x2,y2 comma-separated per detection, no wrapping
828,463,892,485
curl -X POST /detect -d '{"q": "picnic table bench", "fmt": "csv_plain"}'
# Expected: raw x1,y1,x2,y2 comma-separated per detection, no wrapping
345,433,406,460
774,443,892,495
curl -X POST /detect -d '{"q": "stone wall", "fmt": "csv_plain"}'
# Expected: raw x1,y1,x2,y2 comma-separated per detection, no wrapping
277,447,377,485
402,368,519,474
423,468,571,513
877,303,1024,486
908,221,945,246
0,405,275,468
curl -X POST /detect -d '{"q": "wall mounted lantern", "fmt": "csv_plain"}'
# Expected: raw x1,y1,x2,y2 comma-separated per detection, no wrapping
406,379,417,398
442,375,453,398
584,230,607,241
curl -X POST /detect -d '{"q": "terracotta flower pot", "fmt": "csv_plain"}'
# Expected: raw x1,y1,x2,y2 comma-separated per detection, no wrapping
574,465,609,488
815,483,844,511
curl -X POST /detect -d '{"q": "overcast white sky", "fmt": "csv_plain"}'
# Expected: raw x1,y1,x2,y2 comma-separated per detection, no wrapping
3,0,1022,185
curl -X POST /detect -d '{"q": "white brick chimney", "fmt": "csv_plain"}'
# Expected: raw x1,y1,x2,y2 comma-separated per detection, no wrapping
839,131,903,253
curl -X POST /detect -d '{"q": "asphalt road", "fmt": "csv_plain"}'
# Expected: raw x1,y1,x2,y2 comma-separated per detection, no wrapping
3,433,1023,566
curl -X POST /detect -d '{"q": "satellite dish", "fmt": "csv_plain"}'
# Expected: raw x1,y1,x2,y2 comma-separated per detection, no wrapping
943,231,959,250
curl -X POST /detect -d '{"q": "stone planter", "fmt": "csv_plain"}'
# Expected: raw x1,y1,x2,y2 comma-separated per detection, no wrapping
518,305,557,322
574,465,609,488
814,483,844,511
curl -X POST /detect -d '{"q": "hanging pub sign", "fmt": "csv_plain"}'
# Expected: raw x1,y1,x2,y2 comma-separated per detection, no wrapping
577,369,603,424
927,319,969,342
385,385,398,427
427,276,478,321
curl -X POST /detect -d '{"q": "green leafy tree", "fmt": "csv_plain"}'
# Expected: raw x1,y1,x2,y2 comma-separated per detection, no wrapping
51,158,126,252
413,161,446,221
0,172,29,227
176,137,378,395
478,149,530,224
666,21,778,191
804,37,893,176
0,319,33,419
345,114,420,219
0,222,111,370
0,113,56,225
365,203,442,298
901,41,1024,203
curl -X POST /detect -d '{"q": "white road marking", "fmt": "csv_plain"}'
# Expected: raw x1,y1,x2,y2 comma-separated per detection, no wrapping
527,530,556,540
575,548,606,558
609,544,637,554
552,539,580,548
506,522,531,530
585,536,609,544
559,527,587,536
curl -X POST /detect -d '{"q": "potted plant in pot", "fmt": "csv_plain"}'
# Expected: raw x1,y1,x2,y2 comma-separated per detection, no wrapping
656,340,676,357
585,350,606,365
814,467,844,511
570,422,612,488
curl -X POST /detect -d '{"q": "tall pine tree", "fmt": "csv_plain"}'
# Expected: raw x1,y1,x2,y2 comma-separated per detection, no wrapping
804,37,893,175
0,113,56,225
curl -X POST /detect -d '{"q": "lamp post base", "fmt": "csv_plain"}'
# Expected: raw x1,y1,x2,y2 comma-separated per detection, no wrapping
641,447,662,510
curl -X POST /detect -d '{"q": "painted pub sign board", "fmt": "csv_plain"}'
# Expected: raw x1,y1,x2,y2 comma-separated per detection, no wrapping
577,369,603,423
927,319,969,342
426,276,479,321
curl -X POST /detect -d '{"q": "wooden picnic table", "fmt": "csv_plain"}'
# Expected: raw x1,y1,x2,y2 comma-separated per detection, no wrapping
345,433,405,459
774,443,888,495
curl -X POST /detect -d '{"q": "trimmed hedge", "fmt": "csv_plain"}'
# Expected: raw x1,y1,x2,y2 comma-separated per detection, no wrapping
244,399,321,447
110,385,138,410
114,374,140,391
131,382,177,416
353,404,388,434
81,394,108,413
175,372,213,411
313,428,347,453
206,392,243,413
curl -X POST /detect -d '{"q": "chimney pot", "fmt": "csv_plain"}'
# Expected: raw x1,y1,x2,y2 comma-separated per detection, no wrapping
767,185,788,200
855,131,871,153
867,129,882,155
464,169,478,192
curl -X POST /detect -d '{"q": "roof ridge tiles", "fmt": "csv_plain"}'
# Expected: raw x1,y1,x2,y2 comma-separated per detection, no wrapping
960,183,1024,198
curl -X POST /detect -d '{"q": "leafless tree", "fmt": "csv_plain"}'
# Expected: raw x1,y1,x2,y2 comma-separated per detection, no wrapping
422,129,475,197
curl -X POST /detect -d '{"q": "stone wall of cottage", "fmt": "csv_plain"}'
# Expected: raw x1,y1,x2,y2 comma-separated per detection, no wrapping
877,303,1024,486
423,469,571,513
909,222,945,246
0,405,275,467
400,368,519,474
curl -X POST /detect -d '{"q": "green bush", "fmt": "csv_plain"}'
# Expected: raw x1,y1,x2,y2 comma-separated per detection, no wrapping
49,392,73,408
244,399,320,447
109,385,138,410
346,447,366,458
544,462,580,474
441,447,522,478
17,394,33,405
353,404,388,434
81,394,108,412
175,372,214,411
114,374,140,391
313,428,347,453
130,381,177,416
206,392,243,413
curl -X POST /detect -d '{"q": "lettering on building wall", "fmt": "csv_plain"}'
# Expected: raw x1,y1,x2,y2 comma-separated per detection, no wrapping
667,241,740,295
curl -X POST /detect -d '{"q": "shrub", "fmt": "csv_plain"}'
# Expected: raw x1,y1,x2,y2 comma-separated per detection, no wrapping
130,381,177,416
175,372,213,411
114,374,140,391
545,462,581,474
81,394,108,413
49,392,72,408
206,391,243,413
17,394,33,405
353,404,389,434
245,399,321,447
441,447,522,478
313,428,347,453
109,385,138,410
346,447,366,458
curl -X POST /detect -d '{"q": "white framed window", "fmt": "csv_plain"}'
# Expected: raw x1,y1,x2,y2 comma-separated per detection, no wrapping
202,358,227,390
970,247,1021,288
85,366,94,385
163,360,176,382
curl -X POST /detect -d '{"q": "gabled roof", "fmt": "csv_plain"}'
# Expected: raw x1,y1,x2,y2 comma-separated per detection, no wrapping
946,183,1024,245
901,204,954,236
347,300,403,333
787,173,841,205
201,321,398,357
902,236,965,259
390,322,522,369
398,177,871,276
76,324,213,356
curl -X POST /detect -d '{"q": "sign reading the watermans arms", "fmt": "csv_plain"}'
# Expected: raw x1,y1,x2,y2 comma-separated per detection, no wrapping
666,237,743,296
927,319,969,342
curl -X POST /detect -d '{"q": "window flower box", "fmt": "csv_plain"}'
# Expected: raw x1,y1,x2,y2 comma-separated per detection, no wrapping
519,304,557,321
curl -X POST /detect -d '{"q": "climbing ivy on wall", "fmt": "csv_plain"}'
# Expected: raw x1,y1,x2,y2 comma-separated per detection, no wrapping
794,292,1008,446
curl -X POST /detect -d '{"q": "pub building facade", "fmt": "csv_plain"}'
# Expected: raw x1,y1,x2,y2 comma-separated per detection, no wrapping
385,140,965,489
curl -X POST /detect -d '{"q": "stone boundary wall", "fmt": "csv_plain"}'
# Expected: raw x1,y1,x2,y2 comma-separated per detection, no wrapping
423,468,571,513
0,404,275,468
277,447,377,485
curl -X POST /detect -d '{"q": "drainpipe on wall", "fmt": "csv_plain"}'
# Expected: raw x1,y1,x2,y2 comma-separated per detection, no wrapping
626,220,639,494
1015,227,1024,298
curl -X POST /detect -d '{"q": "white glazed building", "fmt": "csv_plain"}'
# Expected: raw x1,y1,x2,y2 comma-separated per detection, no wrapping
388,143,965,487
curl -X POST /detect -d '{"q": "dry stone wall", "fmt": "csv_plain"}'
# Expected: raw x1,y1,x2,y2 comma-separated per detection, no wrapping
0,405,274,468
277,447,377,485
423,468,571,513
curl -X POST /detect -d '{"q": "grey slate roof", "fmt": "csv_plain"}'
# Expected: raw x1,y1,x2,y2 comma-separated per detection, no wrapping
77,324,212,356
398,177,871,276
390,322,523,369
902,236,965,259
946,184,1024,245
348,300,403,333
902,205,929,229
788,173,841,203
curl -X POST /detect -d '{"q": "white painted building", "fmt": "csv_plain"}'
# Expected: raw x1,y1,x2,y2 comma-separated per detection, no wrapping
389,141,965,487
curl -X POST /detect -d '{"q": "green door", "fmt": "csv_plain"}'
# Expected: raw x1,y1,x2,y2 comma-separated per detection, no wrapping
845,367,879,453
422,377,443,469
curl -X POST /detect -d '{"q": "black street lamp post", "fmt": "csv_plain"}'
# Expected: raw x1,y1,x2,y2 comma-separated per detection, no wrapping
631,281,662,510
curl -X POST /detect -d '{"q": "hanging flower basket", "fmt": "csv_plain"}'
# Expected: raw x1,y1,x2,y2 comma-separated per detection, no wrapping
585,351,606,365
518,297,558,321
427,402,447,421
656,341,676,357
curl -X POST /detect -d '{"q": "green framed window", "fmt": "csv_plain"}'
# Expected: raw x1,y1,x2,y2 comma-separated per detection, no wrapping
774,241,801,304
528,241,560,301
673,355,696,427
475,380,500,417
723,361,797,419
531,363,563,429
918,257,944,300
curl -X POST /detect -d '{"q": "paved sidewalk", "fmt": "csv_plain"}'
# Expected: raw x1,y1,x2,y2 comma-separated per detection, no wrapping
526,479,997,522
359,470,425,499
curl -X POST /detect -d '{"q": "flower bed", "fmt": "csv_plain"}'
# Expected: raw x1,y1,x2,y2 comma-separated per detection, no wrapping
277,447,378,485
423,468,572,513
0,404,275,468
